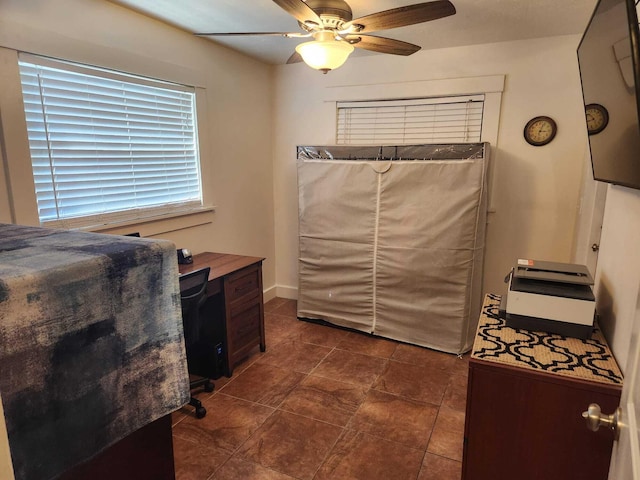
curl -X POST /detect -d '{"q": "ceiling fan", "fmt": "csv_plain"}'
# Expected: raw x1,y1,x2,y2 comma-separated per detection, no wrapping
195,0,456,73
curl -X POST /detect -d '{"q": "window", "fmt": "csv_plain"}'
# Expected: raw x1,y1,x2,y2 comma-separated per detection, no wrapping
336,95,484,145
18,54,202,229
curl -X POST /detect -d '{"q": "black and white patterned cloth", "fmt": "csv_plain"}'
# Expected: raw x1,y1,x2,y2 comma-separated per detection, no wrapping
0,224,190,480
472,294,623,385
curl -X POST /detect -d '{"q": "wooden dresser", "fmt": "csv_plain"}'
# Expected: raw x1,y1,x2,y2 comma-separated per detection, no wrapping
179,252,265,377
463,294,623,480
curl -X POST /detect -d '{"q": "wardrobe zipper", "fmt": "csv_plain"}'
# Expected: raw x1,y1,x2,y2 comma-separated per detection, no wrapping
371,171,382,334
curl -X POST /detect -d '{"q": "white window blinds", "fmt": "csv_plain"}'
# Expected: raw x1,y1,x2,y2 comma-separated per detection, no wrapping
336,95,484,145
18,54,202,229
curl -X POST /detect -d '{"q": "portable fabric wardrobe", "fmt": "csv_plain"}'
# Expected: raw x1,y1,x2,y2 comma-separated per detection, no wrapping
296,143,489,354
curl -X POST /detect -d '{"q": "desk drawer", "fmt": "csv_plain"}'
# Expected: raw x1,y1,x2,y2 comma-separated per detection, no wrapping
228,297,262,360
226,264,260,304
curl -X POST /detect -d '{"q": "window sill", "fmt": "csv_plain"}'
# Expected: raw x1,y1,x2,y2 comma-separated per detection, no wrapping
80,206,216,237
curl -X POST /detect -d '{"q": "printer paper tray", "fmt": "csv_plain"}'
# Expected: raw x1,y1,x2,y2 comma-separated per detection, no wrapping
511,277,595,301
505,312,593,339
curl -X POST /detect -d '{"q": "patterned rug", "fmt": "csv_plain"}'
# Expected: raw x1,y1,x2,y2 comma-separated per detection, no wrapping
472,294,622,386
0,224,190,480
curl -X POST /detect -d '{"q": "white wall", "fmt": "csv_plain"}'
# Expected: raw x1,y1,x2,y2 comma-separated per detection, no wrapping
273,35,589,298
594,185,640,372
572,147,607,275
0,0,277,292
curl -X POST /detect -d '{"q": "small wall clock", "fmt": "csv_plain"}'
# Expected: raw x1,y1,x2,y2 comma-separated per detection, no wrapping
524,116,557,146
585,103,609,135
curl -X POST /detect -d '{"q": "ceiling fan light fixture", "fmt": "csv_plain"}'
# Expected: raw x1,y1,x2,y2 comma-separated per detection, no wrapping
196,0,456,70
295,37,354,73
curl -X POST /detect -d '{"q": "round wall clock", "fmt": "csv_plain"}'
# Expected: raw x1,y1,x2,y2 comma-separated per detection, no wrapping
523,116,557,146
585,103,609,135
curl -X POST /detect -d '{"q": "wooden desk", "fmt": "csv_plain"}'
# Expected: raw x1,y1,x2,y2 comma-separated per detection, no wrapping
179,252,266,377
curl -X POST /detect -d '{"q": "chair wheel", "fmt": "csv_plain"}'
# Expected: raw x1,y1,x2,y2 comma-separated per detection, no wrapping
195,406,206,419
204,382,214,393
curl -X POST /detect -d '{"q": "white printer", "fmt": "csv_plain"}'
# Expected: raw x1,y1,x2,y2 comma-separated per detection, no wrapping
502,259,595,339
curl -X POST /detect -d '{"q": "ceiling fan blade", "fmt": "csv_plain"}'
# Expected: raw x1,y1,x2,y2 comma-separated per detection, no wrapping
286,51,303,64
195,32,302,37
345,0,456,33
272,0,323,27
346,35,421,56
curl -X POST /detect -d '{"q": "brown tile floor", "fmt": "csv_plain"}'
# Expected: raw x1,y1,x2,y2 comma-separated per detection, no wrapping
172,298,469,480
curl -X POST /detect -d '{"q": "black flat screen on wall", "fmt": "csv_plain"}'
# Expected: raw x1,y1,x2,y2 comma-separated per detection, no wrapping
578,0,640,190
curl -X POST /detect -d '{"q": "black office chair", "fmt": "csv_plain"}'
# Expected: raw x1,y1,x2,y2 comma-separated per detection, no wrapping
179,267,214,419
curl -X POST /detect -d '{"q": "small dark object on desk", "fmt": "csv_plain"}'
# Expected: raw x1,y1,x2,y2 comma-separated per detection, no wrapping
178,248,193,264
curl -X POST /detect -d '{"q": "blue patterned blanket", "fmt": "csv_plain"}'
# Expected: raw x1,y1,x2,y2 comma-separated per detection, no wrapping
0,224,190,480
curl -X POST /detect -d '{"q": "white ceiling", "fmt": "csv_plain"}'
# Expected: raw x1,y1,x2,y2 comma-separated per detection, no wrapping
108,0,598,65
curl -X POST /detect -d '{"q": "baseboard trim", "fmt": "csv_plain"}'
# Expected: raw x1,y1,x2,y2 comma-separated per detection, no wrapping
263,284,298,301
262,285,276,303
275,285,298,300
